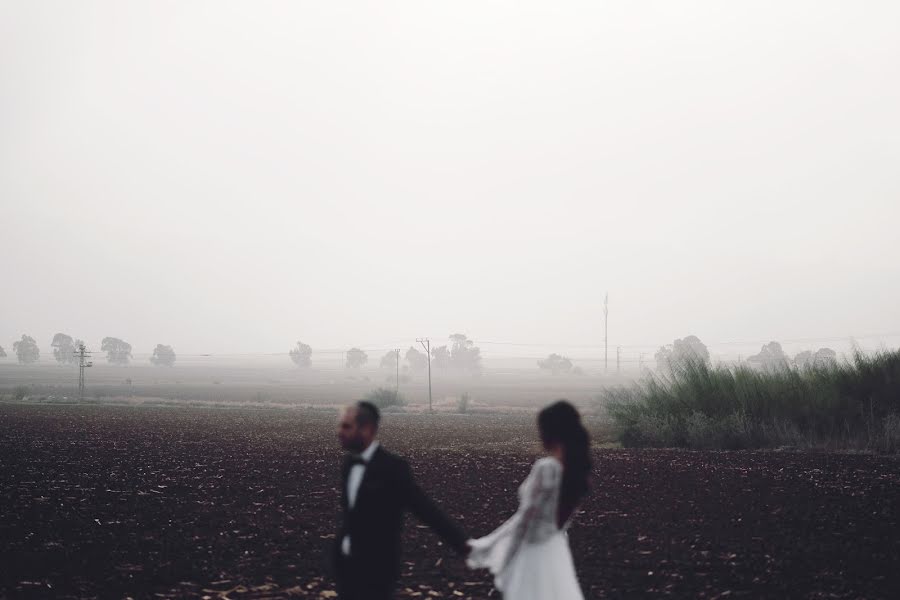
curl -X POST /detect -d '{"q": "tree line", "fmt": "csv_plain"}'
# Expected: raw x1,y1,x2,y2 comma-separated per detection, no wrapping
1,331,837,374
290,333,485,374
1,334,176,367
653,335,837,372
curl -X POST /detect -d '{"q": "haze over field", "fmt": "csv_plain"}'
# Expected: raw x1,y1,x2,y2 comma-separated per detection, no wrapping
2,1,899,358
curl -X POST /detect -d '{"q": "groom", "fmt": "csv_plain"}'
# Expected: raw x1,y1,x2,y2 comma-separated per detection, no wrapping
333,401,469,600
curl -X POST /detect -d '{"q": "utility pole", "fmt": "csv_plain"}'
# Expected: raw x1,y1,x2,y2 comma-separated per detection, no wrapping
416,338,432,412
394,348,401,395
603,293,609,373
639,352,645,372
76,343,93,402
616,346,621,374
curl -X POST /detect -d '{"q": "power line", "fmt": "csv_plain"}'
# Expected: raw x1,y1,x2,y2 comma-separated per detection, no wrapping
64,332,899,361
474,331,900,350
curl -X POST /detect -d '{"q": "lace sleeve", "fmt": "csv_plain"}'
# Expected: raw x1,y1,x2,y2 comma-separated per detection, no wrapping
466,458,561,578
500,459,560,568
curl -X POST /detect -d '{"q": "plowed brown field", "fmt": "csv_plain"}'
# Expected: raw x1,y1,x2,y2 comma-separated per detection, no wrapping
1,404,897,599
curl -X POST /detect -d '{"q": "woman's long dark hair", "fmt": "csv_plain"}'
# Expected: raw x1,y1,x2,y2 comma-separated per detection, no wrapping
538,400,591,528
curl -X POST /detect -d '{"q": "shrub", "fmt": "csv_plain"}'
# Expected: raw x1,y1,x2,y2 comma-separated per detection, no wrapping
457,393,471,414
364,387,406,410
537,354,573,375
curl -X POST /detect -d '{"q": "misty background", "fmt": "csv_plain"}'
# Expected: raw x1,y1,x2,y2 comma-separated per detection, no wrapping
2,1,899,363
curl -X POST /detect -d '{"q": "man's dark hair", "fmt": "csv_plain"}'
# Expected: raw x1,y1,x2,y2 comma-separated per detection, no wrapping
355,401,381,429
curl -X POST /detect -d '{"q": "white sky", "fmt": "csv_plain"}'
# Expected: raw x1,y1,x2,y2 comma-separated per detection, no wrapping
2,1,899,359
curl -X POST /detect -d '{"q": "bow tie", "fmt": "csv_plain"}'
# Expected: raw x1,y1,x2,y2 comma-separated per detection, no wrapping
348,456,367,467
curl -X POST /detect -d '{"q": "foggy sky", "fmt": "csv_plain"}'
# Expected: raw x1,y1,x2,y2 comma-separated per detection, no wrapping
2,1,899,359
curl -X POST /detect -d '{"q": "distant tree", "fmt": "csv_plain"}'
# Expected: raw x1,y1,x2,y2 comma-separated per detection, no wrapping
673,335,710,364
13,335,40,364
405,346,427,374
747,341,789,369
0,345,6,358
379,350,399,369
654,345,673,372
51,333,77,365
793,350,813,369
794,347,837,369
101,337,132,365
346,347,368,369
431,345,451,369
150,344,176,367
814,347,837,366
538,353,574,375
449,333,482,373
655,335,709,372
289,341,312,367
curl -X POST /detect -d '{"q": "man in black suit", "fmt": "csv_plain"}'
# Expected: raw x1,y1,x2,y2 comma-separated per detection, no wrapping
334,401,469,600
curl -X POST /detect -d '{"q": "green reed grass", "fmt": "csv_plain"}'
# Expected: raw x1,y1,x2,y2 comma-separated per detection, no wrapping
604,350,900,451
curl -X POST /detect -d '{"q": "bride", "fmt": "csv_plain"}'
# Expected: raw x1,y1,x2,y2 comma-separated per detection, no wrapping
467,400,591,599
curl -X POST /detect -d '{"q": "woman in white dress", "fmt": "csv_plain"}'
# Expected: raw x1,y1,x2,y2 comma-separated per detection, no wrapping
467,400,591,599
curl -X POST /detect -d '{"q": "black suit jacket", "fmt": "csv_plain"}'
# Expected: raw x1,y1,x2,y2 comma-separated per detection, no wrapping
334,445,467,586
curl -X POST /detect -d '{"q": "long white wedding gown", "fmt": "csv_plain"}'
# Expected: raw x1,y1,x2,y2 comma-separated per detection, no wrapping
467,456,585,599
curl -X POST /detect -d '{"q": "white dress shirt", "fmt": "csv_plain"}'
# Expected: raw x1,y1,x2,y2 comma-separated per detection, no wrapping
342,440,379,556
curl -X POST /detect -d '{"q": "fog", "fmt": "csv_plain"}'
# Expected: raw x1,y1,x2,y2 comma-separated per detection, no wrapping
2,1,899,362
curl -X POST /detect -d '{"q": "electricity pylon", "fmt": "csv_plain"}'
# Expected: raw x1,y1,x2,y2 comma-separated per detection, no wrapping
604,293,609,373
394,348,401,395
416,338,432,411
75,344,93,402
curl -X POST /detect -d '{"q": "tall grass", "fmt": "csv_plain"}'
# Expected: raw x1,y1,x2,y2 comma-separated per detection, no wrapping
604,350,900,451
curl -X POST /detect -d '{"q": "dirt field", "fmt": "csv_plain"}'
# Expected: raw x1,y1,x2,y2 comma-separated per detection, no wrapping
1,404,898,599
